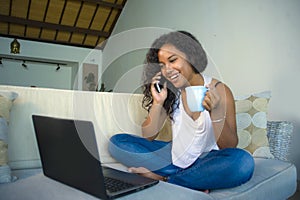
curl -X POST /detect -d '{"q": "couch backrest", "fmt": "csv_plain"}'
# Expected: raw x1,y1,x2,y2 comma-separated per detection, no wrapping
1,85,277,170
0,85,155,169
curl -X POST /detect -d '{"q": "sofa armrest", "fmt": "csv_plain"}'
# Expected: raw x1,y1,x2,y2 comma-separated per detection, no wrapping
267,121,293,161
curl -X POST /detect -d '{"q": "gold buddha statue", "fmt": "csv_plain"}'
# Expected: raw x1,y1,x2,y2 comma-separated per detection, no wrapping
10,39,20,54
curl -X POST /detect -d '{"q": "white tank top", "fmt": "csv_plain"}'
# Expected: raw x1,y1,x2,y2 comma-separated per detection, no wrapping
171,74,219,168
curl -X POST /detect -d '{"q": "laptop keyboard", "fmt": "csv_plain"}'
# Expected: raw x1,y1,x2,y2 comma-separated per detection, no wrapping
104,176,135,193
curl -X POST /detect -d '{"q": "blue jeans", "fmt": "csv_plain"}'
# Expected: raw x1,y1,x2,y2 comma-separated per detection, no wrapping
108,133,254,190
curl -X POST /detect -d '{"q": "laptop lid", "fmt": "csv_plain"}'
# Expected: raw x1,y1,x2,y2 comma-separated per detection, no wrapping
32,115,158,200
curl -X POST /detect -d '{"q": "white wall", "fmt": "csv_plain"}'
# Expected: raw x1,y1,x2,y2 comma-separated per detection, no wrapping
103,0,300,179
0,37,102,90
0,59,73,90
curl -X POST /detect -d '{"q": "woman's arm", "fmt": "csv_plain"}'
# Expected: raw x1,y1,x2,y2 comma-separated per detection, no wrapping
204,80,238,148
142,103,168,140
142,72,168,141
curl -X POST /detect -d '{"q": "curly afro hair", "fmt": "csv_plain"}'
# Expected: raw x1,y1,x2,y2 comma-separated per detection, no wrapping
141,31,208,120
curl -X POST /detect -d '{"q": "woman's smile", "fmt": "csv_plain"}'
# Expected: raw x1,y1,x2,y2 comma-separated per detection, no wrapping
158,44,200,88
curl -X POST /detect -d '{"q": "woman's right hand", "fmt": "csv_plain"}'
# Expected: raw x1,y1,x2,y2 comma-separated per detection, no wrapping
151,72,167,105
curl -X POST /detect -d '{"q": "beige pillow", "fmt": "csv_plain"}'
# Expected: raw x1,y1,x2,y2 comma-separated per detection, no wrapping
235,91,273,158
0,90,18,183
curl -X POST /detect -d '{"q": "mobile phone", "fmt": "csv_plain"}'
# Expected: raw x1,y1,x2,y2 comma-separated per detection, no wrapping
154,76,166,93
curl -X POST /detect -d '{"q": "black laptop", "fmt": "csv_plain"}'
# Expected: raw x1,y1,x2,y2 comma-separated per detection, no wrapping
32,115,159,200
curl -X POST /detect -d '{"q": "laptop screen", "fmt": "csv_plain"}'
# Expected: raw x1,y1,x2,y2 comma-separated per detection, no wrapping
32,115,108,199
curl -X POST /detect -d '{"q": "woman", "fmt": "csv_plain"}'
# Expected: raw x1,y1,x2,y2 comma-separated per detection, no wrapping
108,31,254,191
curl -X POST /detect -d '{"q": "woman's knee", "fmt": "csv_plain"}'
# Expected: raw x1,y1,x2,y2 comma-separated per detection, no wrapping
233,149,255,182
238,149,254,168
224,148,254,167
109,133,144,155
219,148,254,183
109,133,131,145
108,133,130,155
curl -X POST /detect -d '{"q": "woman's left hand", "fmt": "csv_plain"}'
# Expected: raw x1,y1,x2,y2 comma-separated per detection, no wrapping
202,82,222,112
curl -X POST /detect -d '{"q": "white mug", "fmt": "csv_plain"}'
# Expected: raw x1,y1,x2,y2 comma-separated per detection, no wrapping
185,86,208,112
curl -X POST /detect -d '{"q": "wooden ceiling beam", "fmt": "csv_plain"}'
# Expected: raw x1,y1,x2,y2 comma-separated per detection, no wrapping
72,0,124,9
0,33,100,49
0,14,110,37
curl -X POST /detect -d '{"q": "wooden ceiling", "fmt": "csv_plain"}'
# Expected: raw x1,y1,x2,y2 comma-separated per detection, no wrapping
0,0,127,49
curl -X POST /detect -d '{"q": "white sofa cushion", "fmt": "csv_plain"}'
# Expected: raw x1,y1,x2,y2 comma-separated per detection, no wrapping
0,85,147,169
210,158,297,200
0,158,296,200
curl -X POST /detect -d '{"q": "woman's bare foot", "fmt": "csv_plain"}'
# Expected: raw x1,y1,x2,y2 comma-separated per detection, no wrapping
128,167,210,193
202,189,210,194
128,167,165,181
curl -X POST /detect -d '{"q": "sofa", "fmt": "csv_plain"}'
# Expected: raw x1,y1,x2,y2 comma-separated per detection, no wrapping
0,85,297,200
